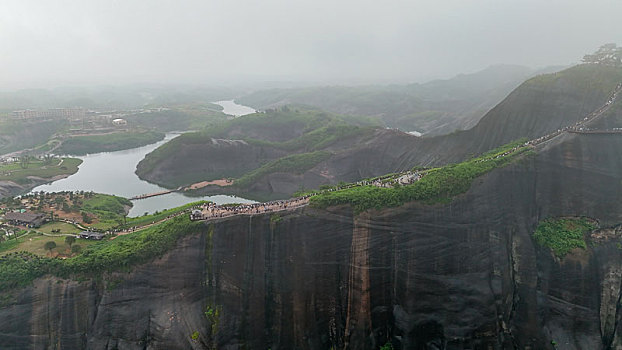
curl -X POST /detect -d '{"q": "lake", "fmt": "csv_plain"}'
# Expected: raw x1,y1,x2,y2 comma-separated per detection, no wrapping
32,101,258,217
213,100,256,116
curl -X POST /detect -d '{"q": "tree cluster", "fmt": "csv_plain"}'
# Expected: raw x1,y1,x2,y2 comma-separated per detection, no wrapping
583,43,622,66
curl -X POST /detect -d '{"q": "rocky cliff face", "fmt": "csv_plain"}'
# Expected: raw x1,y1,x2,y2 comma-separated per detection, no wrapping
136,65,622,199
138,138,289,189
236,64,540,135
2,132,622,349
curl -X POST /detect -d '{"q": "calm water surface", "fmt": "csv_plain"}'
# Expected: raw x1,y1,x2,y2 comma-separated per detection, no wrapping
31,133,255,217
213,100,256,116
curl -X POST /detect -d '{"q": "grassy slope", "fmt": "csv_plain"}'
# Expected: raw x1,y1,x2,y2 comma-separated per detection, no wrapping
139,109,332,171
82,193,131,215
124,109,225,132
526,64,622,96
310,140,530,213
0,215,202,291
467,64,622,154
0,119,67,155
124,200,207,228
38,222,81,235
137,109,375,187
0,232,98,257
235,151,332,188
244,120,375,151
81,194,132,230
0,194,132,255
58,131,165,155
0,158,82,184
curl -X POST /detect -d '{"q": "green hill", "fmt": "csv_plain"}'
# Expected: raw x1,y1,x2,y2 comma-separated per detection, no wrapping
135,108,377,192
135,64,622,199
237,65,553,135
57,131,165,155
0,119,67,155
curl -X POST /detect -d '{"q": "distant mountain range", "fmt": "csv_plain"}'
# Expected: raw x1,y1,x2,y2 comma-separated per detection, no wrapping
136,63,622,200
237,65,566,136
5,62,622,348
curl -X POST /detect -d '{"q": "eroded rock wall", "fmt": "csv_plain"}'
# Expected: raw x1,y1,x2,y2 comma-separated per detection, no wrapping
1,133,622,349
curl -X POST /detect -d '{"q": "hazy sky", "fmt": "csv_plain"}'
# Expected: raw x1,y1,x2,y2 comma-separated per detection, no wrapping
1,0,621,88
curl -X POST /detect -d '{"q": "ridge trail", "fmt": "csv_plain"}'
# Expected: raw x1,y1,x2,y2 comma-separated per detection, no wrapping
149,82,622,226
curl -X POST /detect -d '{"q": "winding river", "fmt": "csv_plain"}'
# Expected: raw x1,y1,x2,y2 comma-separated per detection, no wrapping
31,101,257,217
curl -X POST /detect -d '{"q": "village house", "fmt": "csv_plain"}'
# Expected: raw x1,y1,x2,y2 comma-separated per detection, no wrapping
2,211,47,228
79,231,105,240
112,118,127,126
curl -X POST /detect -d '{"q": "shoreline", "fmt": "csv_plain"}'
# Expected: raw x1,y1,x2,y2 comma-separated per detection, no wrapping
0,172,75,199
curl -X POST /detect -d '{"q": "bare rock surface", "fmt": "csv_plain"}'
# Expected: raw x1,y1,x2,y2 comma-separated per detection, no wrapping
2,131,622,349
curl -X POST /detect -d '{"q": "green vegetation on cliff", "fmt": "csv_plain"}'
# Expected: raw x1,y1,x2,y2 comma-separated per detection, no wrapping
123,200,207,228
57,131,165,155
0,215,202,291
527,64,622,96
461,64,622,156
310,140,530,212
136,108,376,188
139,109,345,169
235,151,332,188
532,217,596,257
244,120,375,152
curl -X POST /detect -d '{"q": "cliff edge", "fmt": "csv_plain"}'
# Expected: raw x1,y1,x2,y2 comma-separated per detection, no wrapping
1,128,622,349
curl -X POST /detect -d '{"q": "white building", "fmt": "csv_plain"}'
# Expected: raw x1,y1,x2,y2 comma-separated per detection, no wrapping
112,118,127,126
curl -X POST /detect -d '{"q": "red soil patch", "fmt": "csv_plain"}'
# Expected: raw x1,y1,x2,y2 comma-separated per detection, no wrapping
185,179,233,190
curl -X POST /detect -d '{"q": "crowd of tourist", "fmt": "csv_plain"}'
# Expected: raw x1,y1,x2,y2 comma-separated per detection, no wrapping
190,196,312,220
527,82,621,146
189,170,426,222
353,171,423,188
189,82,622,223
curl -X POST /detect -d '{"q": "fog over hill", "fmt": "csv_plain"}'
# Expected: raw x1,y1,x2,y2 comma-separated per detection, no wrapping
3,1,622,349
0,85,242,111
3,98,622,349
237,65,565,135
2,1,622,88
136,63,622,200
